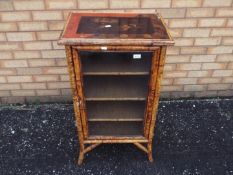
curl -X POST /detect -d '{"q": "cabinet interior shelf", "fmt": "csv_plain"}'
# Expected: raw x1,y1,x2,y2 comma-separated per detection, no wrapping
85,97,146,101
83,72,149,76
88,118,143,121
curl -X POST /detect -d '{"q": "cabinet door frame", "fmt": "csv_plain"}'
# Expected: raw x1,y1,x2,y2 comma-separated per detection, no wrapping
143,48,160,138
72,46,160,140
144,46,167,141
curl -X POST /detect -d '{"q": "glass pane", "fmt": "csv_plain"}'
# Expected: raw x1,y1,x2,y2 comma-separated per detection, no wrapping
79,51,152,137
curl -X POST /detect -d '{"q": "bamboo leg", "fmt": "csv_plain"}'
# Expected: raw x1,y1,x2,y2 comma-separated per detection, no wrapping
78,149,84,165
77,142,85,165
65,46,85,165
147,142,153,162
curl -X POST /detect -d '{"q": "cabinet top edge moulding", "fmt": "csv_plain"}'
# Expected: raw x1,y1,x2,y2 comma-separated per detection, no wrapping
58,12,174,46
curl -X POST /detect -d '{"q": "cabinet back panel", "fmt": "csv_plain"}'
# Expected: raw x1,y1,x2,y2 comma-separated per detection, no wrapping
87,101,145,121
83,76,149,99
80,51,152,74
89,121,143,136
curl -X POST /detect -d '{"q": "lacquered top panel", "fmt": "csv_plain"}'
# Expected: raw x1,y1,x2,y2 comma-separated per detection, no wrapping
59,13,174,46
77,16,155,37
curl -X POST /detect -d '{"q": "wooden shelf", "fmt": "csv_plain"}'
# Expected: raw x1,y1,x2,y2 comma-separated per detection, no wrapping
89,121,143,137
86,97,146,101
84,76,149,100
80,51,152,75
87,101,145,121
83,72,149,76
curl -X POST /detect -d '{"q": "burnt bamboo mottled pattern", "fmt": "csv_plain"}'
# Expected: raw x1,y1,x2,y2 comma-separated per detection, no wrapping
72,49,88,138
65,46,85,165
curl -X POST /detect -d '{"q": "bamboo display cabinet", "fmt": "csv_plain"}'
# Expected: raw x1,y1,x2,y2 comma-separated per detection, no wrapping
58,12,174,165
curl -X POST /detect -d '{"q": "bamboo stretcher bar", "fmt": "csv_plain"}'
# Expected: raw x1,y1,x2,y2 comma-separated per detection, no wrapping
84,138,148,144
83,143,102,154
133,143,148,153
84,140,148,144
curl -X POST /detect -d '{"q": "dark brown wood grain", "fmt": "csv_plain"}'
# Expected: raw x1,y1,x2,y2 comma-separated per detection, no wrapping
60,13,174,165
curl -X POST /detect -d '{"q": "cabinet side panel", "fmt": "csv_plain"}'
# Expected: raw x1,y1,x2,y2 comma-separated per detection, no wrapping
65,46,85,147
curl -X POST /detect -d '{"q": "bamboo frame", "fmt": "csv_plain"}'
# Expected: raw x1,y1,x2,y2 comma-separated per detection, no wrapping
147,46,167,162
143,49,160,138
65,46,85,165
72,49,88,138
84,139,148,144
62,13,173,165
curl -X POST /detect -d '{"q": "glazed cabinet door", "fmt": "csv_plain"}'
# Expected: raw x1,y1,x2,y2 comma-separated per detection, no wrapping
72,47,159,139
